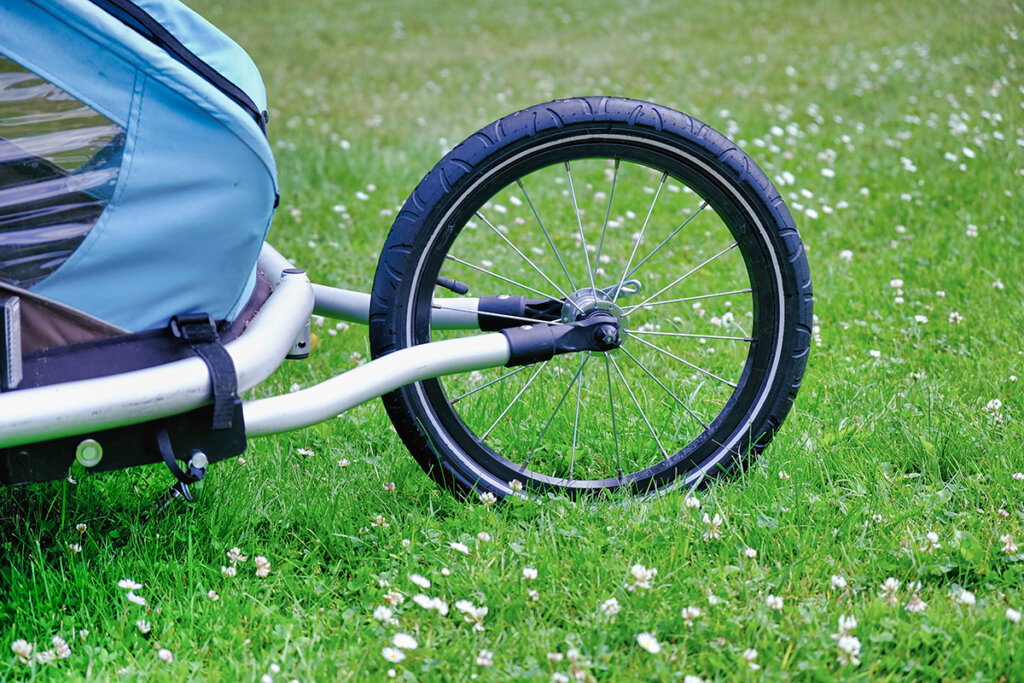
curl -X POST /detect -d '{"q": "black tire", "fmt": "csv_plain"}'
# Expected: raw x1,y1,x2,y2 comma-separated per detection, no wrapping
369,97,812,499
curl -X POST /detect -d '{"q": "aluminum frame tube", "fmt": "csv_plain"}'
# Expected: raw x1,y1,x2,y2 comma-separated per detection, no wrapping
243,333,511,436
0,248,314,448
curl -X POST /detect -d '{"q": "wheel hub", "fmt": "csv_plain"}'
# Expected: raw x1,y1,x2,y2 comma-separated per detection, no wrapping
560,279,641,335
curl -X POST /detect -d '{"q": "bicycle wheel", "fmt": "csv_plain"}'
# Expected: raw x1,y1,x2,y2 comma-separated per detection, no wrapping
369,97,812,499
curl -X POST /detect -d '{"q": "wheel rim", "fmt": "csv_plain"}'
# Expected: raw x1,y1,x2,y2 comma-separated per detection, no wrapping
406,134,784,494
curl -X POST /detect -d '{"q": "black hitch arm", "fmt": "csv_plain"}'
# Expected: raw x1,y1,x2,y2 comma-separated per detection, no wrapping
499,312,622,367
477,295,562,330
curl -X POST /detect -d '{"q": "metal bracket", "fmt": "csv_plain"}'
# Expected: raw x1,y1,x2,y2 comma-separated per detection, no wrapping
499,312,622,367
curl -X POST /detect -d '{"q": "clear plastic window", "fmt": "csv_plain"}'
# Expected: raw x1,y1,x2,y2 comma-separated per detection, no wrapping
0,53,125,288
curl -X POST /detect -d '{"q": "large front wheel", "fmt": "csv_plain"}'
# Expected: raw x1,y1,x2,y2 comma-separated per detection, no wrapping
369,97,812,499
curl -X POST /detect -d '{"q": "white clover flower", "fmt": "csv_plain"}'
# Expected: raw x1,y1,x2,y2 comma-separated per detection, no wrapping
392,633,418,650
373,605,396,624
125,592,147,607
547,652,565,662
1014,472,1024,481
383,482,396,492
922,531,941,553
831,614,857,640
985,399,1003,413
702,513,724,541
552,673,570,683
879,577,900,606
479,492,497,505
383,591,404,607
636,632,661,654
409,574,431,589
766,594,784,611
449,541,470,554
136,619,151,635
948,311,963,324
839,249,854,263
35,649,55,664
52,636,71,660
76,523,87,534
254,556,271,578
684,495,701,509
600,597,621,616
68,543,82,553
955,589,976,607
221,565,237,578
372,514,390,528
778,470,790,480
706,589,720,606
681,606,701,626
871,513,883,523
11,639,32,664
476,649,494,667
905,594,927,613
743,547,757,560
1001,534,1019,554
868,349,881,359
627,563,657,590
118,579,143,590
742,648,760,670
830,575,848,590
401,539,411,549
382,647,405,663
528,588,539,601
158,648,173,663
1007,608,1022,624
889,278,904,289
207,589,220,601
522,567,538,581
683,676,704,683
477,532,492,543
509,479,524,492
227,547,248,564
836,635,861,666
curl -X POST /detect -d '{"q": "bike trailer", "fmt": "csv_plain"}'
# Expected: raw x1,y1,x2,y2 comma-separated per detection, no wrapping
0,0,282,486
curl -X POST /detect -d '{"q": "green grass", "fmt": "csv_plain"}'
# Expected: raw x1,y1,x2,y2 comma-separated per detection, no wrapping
3,0,1024,680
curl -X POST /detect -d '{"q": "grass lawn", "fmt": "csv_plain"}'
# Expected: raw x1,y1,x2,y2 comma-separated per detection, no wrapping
2,0,1023,680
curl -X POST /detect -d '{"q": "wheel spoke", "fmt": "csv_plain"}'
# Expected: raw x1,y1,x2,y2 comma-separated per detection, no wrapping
612,172,667,304
450,365,533,404
592,159,620,283
629,330,754,342
624,200,709,280
631,334,738,388
603,354,623,479
628,288,752,309
564,161,597,296
569,352,587,480
430,302,561,327
608,353,668,459
481,360,550,439
522,353,594,471
617,345,710,429
517,179,577,292
622,241,739,315
445,254,558,299
475,209,570,300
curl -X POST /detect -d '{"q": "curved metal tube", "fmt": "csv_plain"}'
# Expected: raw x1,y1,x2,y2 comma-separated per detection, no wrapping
244,333,511,436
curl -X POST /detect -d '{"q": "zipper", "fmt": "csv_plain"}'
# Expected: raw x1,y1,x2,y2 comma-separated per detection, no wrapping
88,0,268,134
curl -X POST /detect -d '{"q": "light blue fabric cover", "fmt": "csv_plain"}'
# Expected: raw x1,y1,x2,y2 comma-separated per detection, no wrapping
0,0,277,331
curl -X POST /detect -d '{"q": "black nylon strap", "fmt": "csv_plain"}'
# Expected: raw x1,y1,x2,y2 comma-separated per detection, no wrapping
170,313,236,430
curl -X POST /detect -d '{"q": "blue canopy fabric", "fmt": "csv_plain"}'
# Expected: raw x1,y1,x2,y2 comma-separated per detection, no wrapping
0,0,277,331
